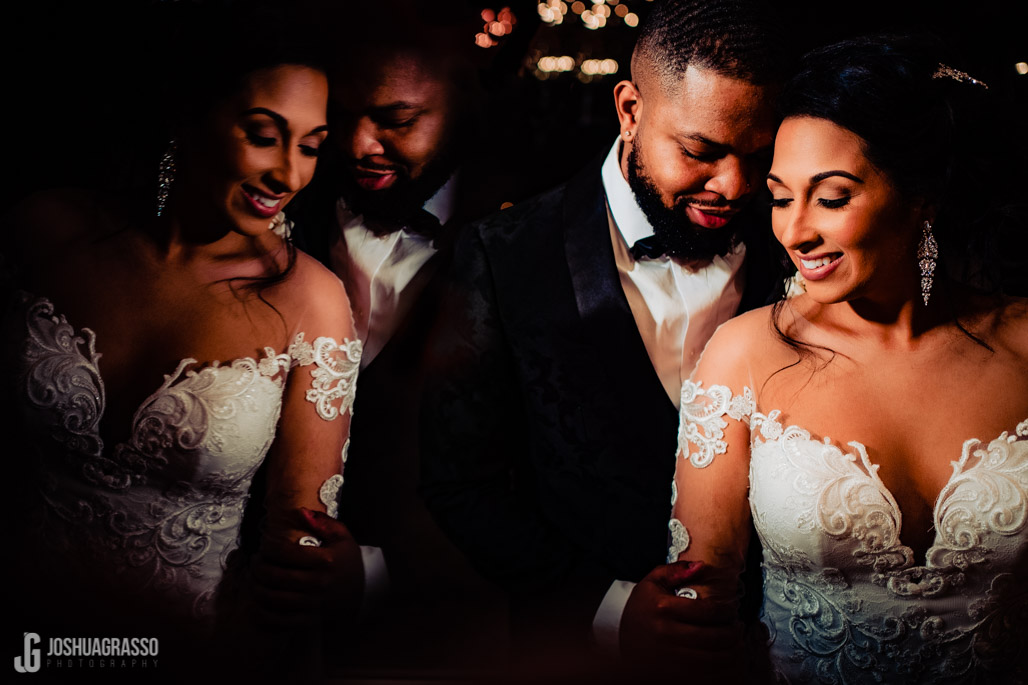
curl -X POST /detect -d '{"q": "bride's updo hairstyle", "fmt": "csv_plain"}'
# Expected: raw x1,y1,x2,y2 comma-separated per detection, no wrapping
777,34,1024,297
770,35,1025,353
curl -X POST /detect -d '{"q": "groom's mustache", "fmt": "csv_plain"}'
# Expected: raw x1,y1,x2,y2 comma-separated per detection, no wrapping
350,158,405,175
675,195,748,213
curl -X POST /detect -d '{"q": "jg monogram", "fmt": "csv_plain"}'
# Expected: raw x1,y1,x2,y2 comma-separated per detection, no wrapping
14,632,40,673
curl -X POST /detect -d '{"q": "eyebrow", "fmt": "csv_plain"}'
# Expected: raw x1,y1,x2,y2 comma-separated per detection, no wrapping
241,107,328,136
679,133,728,150
767,170,864,184
371,102,423,113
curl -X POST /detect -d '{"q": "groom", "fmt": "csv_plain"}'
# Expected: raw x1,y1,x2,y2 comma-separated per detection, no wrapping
420,0,787,670
288,10,509,672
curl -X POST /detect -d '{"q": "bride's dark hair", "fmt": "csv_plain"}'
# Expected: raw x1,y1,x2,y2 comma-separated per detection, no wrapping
769,34,1026,356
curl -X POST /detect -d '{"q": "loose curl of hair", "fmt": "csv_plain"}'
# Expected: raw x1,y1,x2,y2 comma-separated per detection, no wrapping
769,34,1024,360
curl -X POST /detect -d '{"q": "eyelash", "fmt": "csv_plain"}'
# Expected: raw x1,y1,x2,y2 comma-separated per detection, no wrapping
818,197,850,209
246,132,278,147
248,132,321,158
769,197,851,209
682,147,717,163
378,115,418,130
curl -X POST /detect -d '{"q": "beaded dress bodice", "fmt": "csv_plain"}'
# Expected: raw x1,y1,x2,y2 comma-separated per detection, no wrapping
671,381,1028,684
5,291,360,629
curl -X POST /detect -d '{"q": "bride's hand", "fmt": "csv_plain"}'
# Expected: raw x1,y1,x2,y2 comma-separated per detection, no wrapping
248,507,364,629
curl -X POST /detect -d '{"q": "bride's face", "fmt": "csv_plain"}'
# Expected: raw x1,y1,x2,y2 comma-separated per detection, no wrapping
767,116,922,304
184,64,329,236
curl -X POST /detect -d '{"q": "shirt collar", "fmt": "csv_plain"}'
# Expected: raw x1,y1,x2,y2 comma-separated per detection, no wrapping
423,172,459,226
600,137,654,248
335,171,459,229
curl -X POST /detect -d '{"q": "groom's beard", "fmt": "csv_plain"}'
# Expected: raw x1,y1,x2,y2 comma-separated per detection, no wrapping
626,144,741,262
342,138,460,234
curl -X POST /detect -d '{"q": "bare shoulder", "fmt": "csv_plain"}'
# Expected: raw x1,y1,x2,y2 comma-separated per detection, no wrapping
276,248,354,334
692,304,785,385
703,304,785,363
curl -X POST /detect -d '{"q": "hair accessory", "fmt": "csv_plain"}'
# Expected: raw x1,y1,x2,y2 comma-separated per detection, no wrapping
917,220,938,305
156,139,177,218
675,587,698,599
932,63,988,90
298,535,322,547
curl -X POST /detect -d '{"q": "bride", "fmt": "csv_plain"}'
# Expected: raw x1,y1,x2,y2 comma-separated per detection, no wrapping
668,36,1028,682
2,6,361,674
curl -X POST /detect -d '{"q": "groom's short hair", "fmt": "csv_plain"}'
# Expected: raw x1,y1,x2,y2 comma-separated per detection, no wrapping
634,0,789,90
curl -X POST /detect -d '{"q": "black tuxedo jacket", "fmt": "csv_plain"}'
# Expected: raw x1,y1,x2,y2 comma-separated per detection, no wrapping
419,160,777,643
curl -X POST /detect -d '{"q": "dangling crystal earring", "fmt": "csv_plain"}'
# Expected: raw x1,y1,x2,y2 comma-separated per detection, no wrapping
156,139,178,218
917,220,938,305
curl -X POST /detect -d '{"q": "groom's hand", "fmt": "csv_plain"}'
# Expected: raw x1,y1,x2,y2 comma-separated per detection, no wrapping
620,561,744,676
249,508,364,629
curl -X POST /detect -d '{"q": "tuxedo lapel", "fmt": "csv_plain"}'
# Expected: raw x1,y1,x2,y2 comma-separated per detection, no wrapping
561,164,675,414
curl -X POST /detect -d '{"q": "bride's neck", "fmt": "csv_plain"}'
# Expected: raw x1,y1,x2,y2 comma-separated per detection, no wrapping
824,288,954,350
146,204,257,266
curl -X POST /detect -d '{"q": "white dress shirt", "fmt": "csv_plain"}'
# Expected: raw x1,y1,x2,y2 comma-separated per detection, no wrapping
326,175,457,613
592,139,745,650
329,174,457,368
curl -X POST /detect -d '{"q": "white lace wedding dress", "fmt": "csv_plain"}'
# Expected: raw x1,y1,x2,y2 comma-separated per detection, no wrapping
672,380,1028,684
4,290,360,636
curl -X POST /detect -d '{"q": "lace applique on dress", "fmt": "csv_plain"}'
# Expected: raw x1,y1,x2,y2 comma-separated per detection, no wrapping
4,292,360,630
667,517,690,563
741,396,1028,683
678,381,754,468
18,294,105,458
289,332,362,421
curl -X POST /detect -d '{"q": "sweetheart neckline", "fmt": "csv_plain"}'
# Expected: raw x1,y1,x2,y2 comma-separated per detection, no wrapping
681,380,1028,571
750,403,1028,571
14,291,290,454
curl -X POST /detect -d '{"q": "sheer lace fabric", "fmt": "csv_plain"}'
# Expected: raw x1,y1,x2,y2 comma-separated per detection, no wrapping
673,380,1028,683
5,291,360,629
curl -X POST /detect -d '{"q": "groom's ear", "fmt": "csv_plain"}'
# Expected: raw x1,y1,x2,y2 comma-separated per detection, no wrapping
613,80,643,140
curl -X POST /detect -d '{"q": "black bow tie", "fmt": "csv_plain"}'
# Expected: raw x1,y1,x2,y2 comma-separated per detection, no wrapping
630,235,666,260
406,209,443,240
364,209,442,239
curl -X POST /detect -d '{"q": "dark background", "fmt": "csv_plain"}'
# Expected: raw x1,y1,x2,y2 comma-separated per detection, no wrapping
5,0,1025,214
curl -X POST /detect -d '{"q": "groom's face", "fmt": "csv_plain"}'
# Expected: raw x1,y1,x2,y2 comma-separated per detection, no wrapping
330,51,460,224
619,64,776,258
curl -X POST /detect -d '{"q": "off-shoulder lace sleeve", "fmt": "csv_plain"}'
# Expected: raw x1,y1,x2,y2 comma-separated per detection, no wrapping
288,332,362,421
278,333,361,520
678,380,755,468
668,378,755,572
257,326,361,526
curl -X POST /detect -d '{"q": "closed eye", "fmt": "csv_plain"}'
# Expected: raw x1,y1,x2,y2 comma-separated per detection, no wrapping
682,147,720,163
818,196,850,209
246,132,278,147
770,197,792,209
